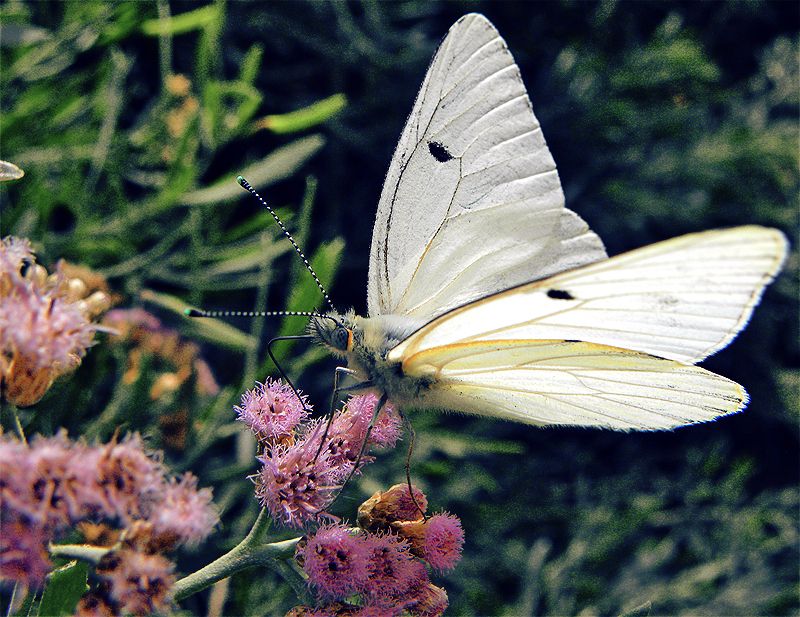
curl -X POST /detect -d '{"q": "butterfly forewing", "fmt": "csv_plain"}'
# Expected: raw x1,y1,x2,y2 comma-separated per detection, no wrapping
367,13,605,322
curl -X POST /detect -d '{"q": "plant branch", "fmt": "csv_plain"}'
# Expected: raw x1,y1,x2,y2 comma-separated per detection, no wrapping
172,508,302,602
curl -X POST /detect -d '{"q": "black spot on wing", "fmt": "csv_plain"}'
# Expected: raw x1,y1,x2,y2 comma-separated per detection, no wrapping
428,141,453,162
547,289,575,300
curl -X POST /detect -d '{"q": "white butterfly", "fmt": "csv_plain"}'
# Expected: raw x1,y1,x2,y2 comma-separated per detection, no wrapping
310,13,787,430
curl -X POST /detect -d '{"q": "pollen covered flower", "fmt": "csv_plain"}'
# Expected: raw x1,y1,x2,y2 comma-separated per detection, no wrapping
236,379,309,443
298,524,371,599
244,380,407,528
0,236,100,406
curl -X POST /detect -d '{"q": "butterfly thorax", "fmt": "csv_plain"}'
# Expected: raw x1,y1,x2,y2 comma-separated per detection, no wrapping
309,310,432,403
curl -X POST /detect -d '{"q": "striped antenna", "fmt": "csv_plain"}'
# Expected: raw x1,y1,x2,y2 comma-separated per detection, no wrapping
185,308,333,320
237,175,335,312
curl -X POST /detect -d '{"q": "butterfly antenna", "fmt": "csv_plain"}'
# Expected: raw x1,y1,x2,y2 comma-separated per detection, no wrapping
237,175,335,312
185,308,329,319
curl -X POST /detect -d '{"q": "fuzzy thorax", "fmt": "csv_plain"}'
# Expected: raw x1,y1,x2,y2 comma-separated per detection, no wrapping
309,310,431,404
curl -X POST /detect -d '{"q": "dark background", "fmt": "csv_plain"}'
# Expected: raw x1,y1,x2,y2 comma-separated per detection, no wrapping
1,1,798,615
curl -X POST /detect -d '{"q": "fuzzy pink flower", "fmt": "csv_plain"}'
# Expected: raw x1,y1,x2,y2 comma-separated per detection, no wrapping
0,515,51,587
98,434,166,523
0,281,95,406
146,473,218,546
99,548,175,615
0,434,38,519
345,394,403,449
405,583,449,617
300,524,371,599
236,379,310,442
420,513,464,571
0,238,98,406
351,603,404,617
363,533,428,603
256,437,340,528
309,409,373,478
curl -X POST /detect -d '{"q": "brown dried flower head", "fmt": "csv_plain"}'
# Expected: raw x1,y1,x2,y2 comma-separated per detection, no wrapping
357,483,428,533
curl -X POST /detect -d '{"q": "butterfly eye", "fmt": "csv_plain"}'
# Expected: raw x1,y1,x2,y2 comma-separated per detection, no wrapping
331,326,352,351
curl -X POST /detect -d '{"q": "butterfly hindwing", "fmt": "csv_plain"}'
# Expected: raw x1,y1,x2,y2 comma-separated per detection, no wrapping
405,340,746,430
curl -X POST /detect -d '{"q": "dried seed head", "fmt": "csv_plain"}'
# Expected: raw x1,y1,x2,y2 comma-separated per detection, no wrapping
357,484,428,533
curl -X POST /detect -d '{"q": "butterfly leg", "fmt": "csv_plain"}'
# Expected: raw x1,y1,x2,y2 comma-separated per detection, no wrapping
266,334,314,414
399,409,427,521
336,392,388,493
313,367,369,460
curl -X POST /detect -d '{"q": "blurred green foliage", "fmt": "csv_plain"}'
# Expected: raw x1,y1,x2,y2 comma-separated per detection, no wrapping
1,1,797,616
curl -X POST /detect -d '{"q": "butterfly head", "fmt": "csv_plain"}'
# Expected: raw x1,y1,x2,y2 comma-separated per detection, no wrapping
309,310,356,358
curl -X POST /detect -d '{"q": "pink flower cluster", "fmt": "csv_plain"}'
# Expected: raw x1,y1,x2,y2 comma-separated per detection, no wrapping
291,484,464,616
0,236,97,406
0,431,218,606
235,381,402,528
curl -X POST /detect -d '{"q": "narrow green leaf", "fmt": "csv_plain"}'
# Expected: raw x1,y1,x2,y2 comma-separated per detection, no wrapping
141,4,218,36
282,238,345,328
181,135,325,206
618,601,653,617
256,93,347,134
263,236,345,374
37,561,88,617
239,44,264,85
141,289,257,352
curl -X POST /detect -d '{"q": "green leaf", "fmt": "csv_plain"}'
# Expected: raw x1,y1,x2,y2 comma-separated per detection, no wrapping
140,3,219,36
618,601,653,617
239,44,264,85
180,135,325,206
263,236,345,373
141,289,257,352
281,237,345,333
257,93,348,134
38,561,88,617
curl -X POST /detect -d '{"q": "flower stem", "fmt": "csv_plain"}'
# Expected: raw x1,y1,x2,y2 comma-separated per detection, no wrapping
172,508,304,603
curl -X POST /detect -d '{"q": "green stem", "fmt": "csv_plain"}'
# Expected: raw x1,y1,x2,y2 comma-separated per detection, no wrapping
49,543,110,563
172,508,303,602
9,404,26,445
